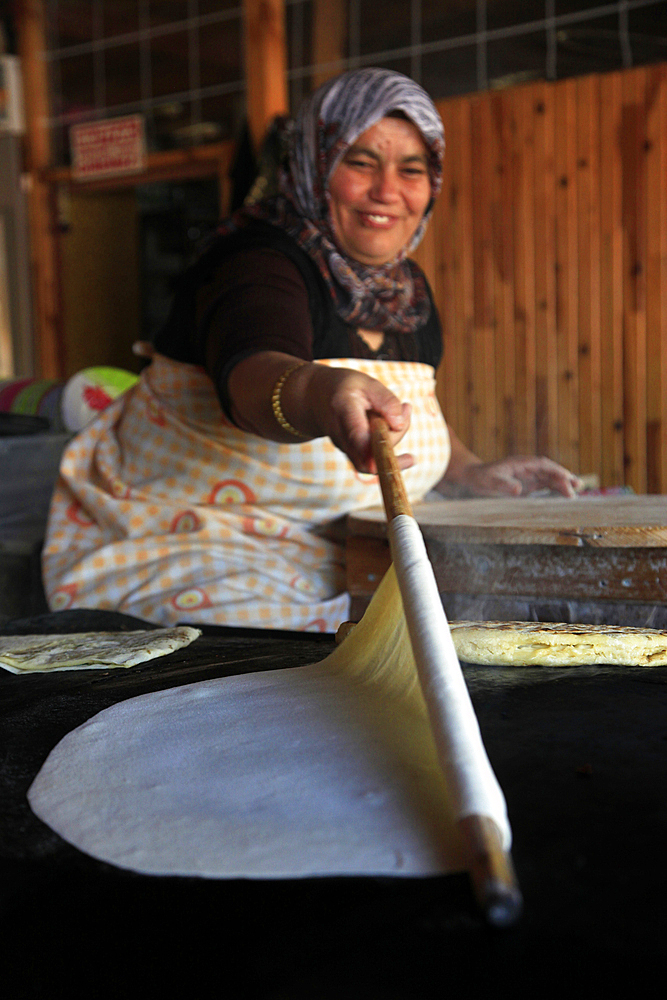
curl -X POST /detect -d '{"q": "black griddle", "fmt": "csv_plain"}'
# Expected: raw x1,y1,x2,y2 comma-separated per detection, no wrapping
1,610,664,997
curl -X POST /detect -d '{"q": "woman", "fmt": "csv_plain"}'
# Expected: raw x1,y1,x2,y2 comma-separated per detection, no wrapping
42,69,580,631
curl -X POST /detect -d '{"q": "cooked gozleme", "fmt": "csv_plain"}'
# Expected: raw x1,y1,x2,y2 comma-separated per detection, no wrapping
0,627,201,674
448,621,667,667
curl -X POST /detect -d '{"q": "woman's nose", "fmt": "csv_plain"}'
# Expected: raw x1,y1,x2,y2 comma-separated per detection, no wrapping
370,167,399,201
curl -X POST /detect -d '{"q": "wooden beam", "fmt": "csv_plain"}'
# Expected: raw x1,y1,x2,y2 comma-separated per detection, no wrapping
15,0,64,379
243,0,288,152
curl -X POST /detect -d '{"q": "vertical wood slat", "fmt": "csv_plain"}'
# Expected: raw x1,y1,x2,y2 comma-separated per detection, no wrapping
458,101,476,455
645,64,667,493
532,82,558,459
576,73,602,482
493,89,517,457
443,98,473,451
554,78,579,473
511,83,537,456
470,95,497,460
430,103,455,432
621,68,648,493
433,99,476,451
431,62,667,492
598,70,625,487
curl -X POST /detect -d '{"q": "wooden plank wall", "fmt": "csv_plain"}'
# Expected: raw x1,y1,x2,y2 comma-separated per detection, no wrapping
411,63,667,493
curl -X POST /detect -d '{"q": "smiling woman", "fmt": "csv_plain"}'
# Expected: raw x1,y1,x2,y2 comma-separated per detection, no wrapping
42,68,580,632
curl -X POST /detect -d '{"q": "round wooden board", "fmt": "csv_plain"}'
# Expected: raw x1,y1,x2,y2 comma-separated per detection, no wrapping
347,496,667,547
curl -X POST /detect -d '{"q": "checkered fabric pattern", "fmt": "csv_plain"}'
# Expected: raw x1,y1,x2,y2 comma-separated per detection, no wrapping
42,354,450,632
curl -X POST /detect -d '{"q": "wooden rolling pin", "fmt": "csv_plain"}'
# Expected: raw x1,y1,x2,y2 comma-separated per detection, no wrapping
369,415,522,927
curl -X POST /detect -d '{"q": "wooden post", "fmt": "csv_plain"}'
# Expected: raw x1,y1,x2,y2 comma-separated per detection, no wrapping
0,211,14,377
243,0,289,153
15,0,65,379
312,0,348,88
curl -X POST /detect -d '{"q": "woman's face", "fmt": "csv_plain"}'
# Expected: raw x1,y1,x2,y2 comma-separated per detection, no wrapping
328,116,432,266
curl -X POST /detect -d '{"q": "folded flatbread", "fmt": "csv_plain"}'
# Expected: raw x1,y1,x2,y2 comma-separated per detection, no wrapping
0,626,201,674
448,620,667,667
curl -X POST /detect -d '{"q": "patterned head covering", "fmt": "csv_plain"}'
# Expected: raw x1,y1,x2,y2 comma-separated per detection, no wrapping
242,68,445,336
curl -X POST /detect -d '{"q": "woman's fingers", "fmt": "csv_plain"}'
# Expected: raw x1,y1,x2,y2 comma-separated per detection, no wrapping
500,457,583,497
362,400,413,474
312,368,413,472
461,456,583,498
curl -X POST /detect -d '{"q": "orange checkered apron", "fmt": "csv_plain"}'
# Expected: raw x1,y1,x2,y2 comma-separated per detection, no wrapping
42,354,450,632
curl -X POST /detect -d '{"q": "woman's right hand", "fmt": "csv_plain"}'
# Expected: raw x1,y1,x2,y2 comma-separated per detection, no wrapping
227,353,413,474
304,364,413,474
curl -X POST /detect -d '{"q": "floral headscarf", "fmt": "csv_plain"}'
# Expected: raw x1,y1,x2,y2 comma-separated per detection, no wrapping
238,68,445,336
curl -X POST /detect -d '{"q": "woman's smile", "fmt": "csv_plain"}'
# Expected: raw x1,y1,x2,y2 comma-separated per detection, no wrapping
358,212,396,226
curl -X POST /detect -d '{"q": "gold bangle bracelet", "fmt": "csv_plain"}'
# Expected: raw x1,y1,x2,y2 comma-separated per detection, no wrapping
271,362,309,439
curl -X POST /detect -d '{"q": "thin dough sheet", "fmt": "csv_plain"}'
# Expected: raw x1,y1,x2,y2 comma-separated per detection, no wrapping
28,569,466,879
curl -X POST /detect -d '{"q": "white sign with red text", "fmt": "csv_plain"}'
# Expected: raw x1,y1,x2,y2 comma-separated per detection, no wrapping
70,114,146,181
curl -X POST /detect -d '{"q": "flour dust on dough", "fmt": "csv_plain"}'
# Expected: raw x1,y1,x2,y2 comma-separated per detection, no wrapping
28,568,470,880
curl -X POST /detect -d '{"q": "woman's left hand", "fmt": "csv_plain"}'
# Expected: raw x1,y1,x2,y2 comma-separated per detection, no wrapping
444,455,583,498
